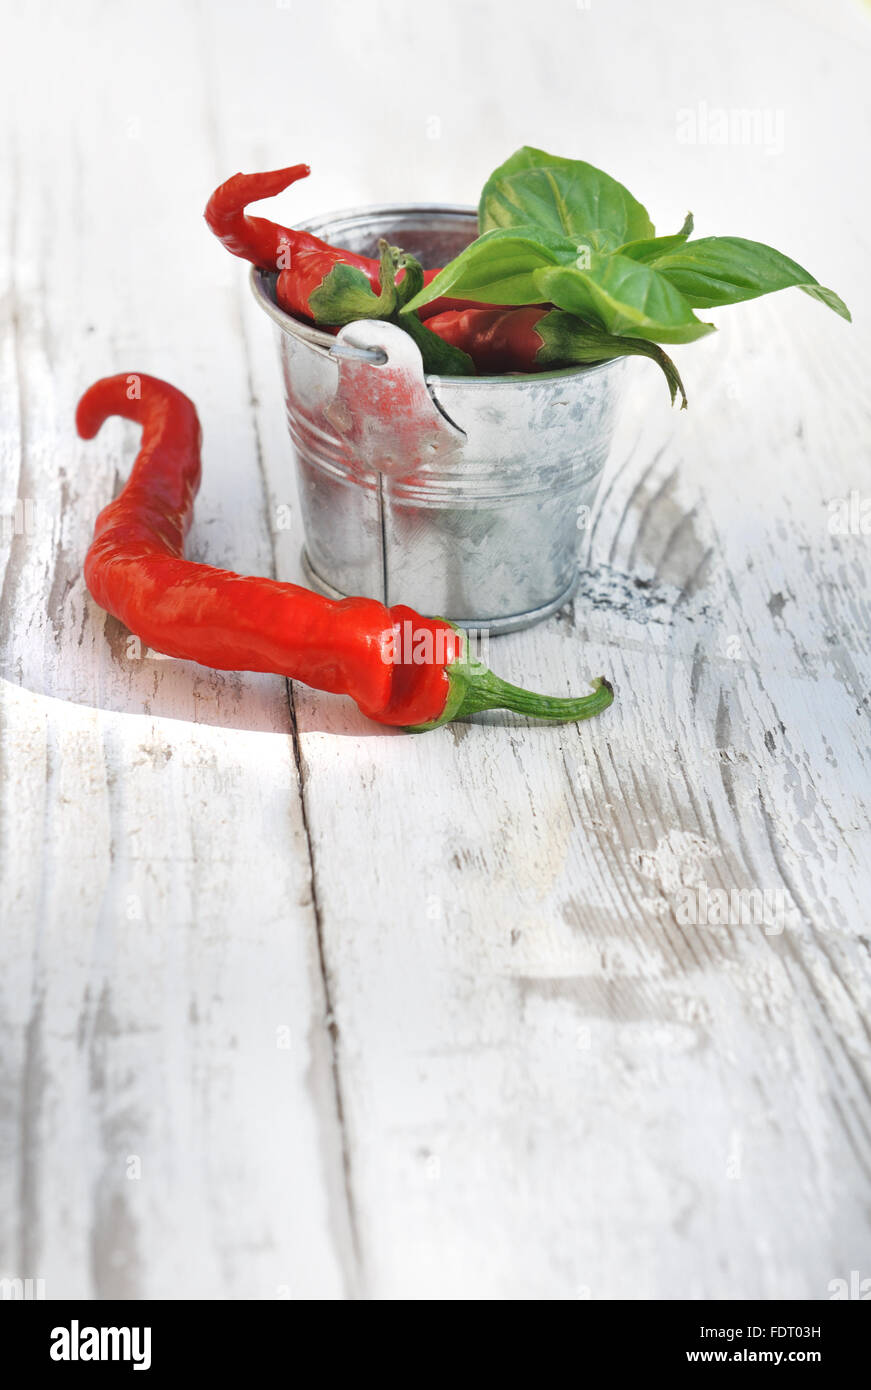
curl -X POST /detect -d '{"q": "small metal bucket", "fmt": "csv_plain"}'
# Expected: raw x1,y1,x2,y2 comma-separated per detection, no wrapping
251,205,624,633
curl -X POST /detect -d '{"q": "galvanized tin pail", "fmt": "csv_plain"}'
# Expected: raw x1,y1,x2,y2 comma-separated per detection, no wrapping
250,205,624,634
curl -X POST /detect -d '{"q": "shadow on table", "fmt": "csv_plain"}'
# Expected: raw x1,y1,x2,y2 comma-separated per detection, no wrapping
2,611,397,739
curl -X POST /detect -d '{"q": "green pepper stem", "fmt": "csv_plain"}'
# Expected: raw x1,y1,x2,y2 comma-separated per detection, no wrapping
536,310,688,409
395,248,425,308
452,669,613,722
406,633,615,731
308,239,400,325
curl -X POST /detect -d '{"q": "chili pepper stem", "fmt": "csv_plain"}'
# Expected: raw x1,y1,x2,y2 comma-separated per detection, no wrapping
405,632,615,731
535,311,689,409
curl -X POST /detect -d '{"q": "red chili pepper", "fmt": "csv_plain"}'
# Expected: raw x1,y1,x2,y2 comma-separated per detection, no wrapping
204,163,311,269
425,306,549,373
425,305,688,405
204,164,481,324
77,373,614,731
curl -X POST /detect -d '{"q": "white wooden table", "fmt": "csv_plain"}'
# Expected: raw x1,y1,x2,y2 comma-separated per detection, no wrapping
2,0,870,1300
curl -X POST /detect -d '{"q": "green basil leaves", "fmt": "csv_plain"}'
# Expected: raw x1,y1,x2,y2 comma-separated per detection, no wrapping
405,147,851,339
632,235,851,319
404,226,579,306
405,230,715,345
536,256,715,344
479,146,655,251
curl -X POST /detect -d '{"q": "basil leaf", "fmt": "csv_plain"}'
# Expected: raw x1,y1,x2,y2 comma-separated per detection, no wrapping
618,212,694,263
644,236,851,319
535,254,715,344
801,284,853,319
479,146,655,252
402,226,577,313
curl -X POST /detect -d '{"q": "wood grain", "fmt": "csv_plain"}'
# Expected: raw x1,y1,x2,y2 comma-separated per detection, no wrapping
2,0,870,1300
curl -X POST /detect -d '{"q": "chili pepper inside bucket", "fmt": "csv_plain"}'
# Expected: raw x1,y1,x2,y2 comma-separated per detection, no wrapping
250,206,626,635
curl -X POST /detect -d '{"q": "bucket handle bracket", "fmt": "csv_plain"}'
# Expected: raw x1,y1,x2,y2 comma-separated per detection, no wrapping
324,319,466,478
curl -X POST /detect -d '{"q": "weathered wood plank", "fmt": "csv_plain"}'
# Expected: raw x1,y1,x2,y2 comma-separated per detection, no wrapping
1,0,869,1302
1,0,352,1299
233,0,871,1297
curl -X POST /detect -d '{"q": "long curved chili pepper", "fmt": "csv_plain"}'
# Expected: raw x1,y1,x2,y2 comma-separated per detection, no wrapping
77,373,614,731
425,306,688,405
204,164,481,324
